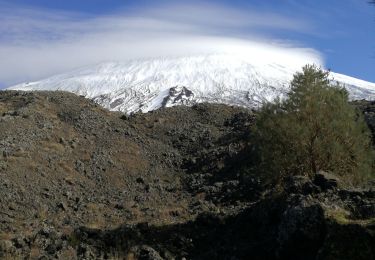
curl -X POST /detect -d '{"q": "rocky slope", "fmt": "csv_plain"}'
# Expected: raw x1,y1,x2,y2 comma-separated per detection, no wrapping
0,91,374,259
8,54,375,114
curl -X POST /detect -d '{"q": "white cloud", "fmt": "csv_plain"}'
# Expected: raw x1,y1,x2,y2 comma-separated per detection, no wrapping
0,2,323,86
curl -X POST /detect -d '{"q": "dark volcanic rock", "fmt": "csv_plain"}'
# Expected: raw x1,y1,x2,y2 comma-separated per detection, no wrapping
276,198,326,259
0,91,373,259
314,171,339,191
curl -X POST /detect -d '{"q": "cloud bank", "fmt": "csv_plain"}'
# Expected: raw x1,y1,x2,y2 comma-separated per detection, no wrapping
0,2,323,86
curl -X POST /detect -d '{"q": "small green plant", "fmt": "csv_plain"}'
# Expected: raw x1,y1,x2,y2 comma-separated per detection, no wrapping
252,65,374,185
67,232,81,248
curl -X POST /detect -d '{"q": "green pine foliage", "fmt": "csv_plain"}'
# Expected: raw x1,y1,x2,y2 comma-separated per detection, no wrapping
252,65,374,185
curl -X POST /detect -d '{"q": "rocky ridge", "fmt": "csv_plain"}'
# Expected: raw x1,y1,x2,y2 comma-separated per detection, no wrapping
0,91,373,259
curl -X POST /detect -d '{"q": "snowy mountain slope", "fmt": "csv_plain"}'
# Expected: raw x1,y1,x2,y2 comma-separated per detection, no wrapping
8,54,375,114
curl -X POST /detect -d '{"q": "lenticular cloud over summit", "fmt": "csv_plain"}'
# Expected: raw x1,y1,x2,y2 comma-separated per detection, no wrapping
200,39,323,69
0,2,322,86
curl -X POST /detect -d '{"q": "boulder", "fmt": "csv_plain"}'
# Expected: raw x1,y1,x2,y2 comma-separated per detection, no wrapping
314,171,339,191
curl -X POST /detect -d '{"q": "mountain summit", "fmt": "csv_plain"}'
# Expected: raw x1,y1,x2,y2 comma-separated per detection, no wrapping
8,53,375,113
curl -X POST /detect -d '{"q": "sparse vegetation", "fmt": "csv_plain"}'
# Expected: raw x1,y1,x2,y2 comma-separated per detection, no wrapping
0,90,373,259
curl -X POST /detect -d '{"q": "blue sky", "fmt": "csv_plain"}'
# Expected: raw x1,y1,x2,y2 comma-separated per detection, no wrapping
0,0,374,87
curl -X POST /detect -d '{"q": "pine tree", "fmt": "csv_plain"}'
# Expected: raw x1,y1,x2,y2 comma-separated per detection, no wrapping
252,65,374,185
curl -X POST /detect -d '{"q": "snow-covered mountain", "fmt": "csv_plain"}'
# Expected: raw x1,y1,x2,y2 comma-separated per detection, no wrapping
8,53,375,114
